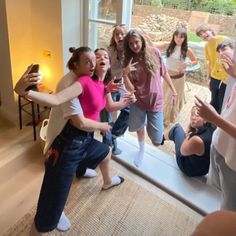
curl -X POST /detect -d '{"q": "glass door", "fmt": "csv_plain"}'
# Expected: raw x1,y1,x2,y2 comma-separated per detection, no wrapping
83,0,133,49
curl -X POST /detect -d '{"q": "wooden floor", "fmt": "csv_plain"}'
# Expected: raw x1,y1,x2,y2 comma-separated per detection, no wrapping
0,116,45,235
0,114,202,235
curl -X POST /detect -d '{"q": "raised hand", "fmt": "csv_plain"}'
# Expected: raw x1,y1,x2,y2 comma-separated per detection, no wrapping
106,76,123,93
121,91,137,105
221,54,236,78
122,58,138,77
194,95,219,123
14,65,41,96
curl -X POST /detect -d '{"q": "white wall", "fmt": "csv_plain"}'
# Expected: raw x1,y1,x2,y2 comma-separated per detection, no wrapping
30,0,63,91
0,0,27,123
0,0,80,123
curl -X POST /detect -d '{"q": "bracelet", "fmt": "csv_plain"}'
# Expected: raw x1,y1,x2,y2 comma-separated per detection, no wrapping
172,93,178,96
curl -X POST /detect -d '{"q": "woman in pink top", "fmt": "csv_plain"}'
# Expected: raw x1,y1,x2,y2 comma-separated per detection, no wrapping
15,48,136,235
122,29,177,167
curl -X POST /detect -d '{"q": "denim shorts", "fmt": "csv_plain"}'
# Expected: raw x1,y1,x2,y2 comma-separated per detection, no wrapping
128,104,164,144
34,122,110,232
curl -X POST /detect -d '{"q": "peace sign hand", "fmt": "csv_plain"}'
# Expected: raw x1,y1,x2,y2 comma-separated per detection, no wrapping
122,58,138,77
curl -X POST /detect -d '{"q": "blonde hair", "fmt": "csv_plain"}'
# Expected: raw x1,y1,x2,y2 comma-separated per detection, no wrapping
196,24,215,37
123,29,160,75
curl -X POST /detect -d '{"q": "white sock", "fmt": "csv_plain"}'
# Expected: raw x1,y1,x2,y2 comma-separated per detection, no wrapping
138,140,145,152
83,168,97,178
57,211,71,231
134,150,144,168
111,176,122,185
102,176,124,190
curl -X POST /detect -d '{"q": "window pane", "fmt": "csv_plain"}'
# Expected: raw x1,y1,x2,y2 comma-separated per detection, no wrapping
89,0,117,21
88,22,113,49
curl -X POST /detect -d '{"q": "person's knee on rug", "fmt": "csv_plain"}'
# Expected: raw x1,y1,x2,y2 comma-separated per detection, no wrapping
99,148,125,190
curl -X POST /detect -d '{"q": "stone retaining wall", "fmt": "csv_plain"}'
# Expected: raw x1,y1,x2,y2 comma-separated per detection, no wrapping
133,5,236,37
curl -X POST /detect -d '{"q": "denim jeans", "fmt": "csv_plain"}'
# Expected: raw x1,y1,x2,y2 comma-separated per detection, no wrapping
100,91,130,145
168,123,186,174
34,122,109,232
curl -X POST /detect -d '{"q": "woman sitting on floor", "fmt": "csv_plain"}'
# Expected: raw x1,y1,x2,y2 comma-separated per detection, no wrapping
164,106,215,177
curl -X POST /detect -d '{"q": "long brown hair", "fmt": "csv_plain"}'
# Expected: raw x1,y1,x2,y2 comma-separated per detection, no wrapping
109,24,127,49
123,29,159,75
166,28,188,59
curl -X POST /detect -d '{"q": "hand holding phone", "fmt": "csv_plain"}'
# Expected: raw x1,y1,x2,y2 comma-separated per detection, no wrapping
26,64,40,91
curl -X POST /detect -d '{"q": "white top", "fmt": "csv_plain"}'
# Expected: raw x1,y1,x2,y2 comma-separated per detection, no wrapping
221,40,236,110
43,71,83,154
108,46,123,79
166,46,184,75
212,83,236,171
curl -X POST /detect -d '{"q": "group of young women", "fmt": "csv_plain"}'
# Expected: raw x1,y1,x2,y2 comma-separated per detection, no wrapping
14,25,211,235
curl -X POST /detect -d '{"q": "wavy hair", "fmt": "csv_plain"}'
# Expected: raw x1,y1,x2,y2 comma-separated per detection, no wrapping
123,29,159,75
109,24,127,49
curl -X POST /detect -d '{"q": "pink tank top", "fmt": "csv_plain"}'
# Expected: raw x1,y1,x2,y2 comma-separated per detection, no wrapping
76,75,106,120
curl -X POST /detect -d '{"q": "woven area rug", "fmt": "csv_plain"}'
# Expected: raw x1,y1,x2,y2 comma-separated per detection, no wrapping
5,170,201,236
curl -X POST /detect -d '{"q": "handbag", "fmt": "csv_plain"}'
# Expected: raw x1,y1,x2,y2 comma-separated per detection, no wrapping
39,119,49,141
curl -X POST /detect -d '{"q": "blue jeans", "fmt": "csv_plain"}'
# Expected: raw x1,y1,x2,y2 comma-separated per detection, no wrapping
34,122,109,232
168,124,186,173
100,91,129,145
210,77,226,114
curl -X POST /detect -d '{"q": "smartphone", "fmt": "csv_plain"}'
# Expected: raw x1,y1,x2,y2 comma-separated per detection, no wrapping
114,78,122,83
26,64,40,91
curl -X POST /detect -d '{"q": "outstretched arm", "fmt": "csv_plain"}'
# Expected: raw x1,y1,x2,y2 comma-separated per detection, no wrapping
195,96,236,139
14,67,83,107
105,91,136,112
25,82,82,107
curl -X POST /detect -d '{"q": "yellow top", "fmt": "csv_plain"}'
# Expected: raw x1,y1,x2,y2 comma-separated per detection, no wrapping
205,35,228,80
